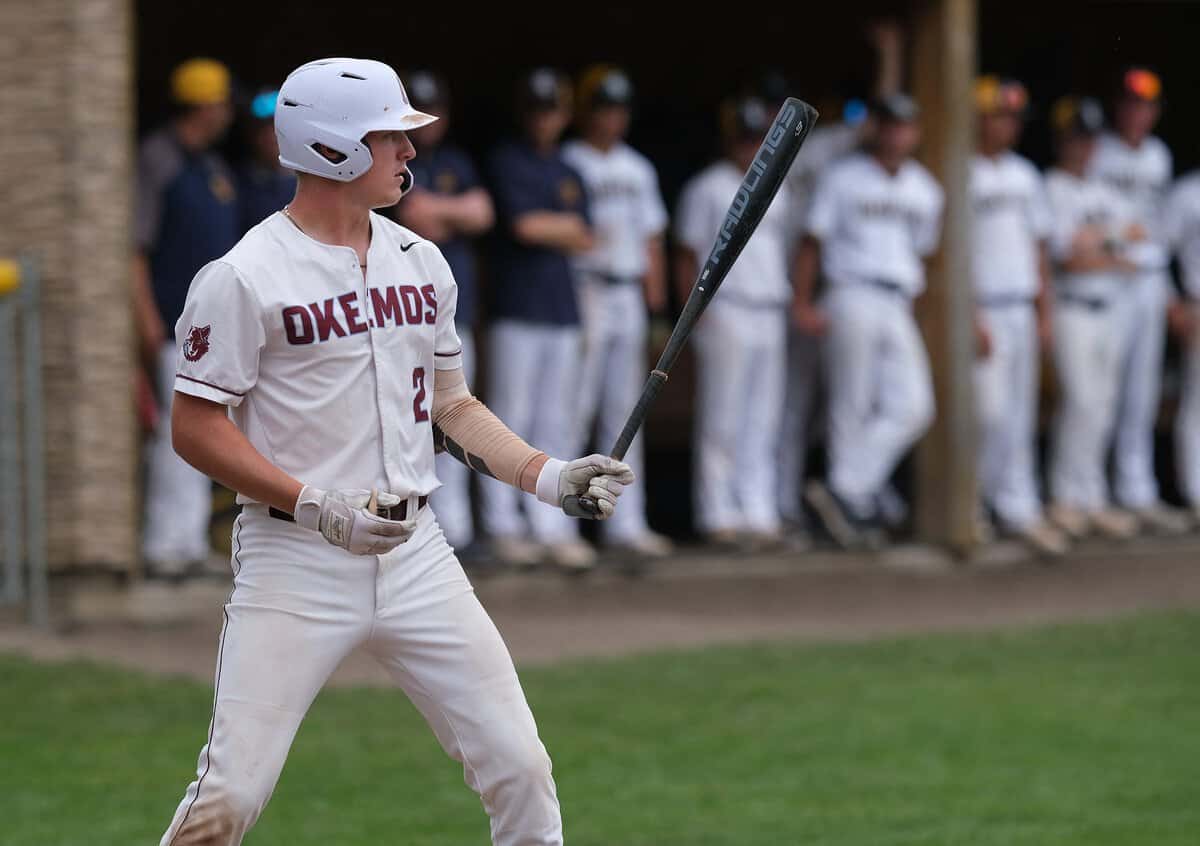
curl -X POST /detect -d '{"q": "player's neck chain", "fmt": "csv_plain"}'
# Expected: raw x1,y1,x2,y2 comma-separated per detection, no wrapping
283,206,367,268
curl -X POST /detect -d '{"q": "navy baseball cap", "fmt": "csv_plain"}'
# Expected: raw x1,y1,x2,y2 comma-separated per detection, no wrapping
872,93,920,123
407,70,447,111
519,67,570,112
584,67,633,108
721,96,772,140
1051,96,1105,136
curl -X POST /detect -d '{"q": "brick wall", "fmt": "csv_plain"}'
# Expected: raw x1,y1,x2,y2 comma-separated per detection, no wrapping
0,0,136,571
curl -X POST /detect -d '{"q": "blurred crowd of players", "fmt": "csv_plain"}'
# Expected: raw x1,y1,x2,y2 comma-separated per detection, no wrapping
132,32,1200,577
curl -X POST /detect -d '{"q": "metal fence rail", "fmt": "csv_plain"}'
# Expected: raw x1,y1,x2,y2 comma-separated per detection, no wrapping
1,255,49,626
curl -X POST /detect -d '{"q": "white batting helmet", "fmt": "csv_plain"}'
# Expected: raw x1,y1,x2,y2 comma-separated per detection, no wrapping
275,58,438,182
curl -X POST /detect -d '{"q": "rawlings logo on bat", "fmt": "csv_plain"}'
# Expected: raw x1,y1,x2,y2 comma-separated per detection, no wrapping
710,101,801,266
182,325,211,362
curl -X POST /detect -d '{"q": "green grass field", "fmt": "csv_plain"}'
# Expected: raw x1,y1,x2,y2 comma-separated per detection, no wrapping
2,612,1198,845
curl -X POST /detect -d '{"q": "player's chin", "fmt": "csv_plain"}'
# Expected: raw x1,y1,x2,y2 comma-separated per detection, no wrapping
371,183,405,209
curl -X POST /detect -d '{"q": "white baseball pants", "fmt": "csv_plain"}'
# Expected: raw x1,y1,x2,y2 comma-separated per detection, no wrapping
574,278,651,542
1049,300,1124,510
778,328,822,525
432,332,476,549
822,286,935,518
975,304,1042,529
160,506,561,846
692,300,786,534
481,322,580,544
144,341,214,566
1177,312,1200,507
1112,271,1169,508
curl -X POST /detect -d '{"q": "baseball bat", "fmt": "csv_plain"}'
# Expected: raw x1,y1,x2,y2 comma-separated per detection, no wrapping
564,97,819,519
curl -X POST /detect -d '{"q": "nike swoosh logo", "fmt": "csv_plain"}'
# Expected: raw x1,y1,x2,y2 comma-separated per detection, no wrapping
399,241,422,252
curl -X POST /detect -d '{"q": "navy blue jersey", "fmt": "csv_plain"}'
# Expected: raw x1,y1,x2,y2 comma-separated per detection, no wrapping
487,140,590,325
136,127,241,338
408,144,481,327
236,162,296,236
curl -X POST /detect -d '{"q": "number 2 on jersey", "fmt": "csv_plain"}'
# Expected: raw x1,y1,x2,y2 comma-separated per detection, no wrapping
412,367,430,423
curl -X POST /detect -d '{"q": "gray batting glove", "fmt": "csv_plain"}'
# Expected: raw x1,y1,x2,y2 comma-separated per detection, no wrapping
292,486,416,555
536,455,636,519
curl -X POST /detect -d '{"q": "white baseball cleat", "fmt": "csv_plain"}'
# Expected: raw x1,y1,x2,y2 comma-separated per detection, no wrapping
1130,503,1192,536
609,531,674,559
1089,508,1139,541
1047,503,1090,540
544,540,598,571
491,537,543,568
1015,520,1070,558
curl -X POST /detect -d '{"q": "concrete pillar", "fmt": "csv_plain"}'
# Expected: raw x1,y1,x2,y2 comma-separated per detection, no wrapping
911,0,979,555
0,0,137,571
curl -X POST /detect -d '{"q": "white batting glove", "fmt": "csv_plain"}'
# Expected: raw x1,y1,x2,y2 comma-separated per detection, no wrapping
292,486,417,555
536,455,636,519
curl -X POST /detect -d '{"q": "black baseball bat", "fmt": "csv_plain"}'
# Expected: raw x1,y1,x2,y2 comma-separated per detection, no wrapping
565,97,819,519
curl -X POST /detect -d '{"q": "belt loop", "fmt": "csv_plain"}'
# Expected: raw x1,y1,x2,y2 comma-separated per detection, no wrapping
406,493,420,522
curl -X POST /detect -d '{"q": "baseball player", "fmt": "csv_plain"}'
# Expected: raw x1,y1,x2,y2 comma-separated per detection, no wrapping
135,58,238,577
1087,67,1191,534
969,76,1067,556
393,70,495,555
772,21,906,539
675,96,795,547
562,65,672,558
1044,97,1139,540
1164,172,1200,524
157,58,633,846
235,89,297,234
482,68,597,569
796,94,944,548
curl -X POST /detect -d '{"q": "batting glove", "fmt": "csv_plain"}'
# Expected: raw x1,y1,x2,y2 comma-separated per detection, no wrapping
293,486,417,555
536,455,636,519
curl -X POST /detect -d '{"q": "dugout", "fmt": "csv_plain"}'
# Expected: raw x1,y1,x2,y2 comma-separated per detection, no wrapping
1,0,1197,573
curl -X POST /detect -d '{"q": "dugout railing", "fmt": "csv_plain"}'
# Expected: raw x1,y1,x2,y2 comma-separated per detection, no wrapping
0,255,49,626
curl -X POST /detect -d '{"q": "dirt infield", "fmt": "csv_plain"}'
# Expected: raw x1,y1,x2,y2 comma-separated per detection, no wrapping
2,537,1198,685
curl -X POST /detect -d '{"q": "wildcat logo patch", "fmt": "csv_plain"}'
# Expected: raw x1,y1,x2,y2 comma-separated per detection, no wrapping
182,325,211,362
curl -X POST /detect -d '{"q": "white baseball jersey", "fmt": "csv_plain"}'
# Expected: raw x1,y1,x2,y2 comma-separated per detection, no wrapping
676,160,795,307
970,152,1052,301
1044,168,1129,301
784,122,861,227
561,140,667,279
173,211,463,503
1165,172,1200,299
807,153,944,298
1088,132,1172,270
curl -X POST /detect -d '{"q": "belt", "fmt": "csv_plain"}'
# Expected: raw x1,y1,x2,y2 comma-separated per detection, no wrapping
268,495,428,524
857,277,909,297
978,294,1036,308
1056,292,1110,312
582,269,640,286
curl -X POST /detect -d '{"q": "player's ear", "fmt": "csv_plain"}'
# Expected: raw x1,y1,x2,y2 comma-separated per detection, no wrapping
313,142,348,164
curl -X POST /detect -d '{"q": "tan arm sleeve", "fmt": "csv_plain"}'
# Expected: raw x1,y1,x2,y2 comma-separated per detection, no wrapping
431,367,548,493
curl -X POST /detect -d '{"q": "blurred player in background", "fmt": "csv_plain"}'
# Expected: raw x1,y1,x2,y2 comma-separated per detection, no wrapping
1045,97,1139,540
1164,172,1200,524
483,68,596,569
135,58,238,577
562,66,672,558
970,76,1067,556
1088,68,1191,534
796,94,943,549
676,97,794,548
395,70,495,555
235,89,296,234
773,20,906,543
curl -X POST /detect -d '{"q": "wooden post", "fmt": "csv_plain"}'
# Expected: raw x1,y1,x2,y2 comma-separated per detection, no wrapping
911,0,979,555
